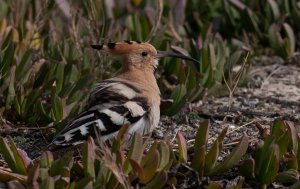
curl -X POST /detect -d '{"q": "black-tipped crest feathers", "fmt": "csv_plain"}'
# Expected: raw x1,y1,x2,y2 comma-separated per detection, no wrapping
107,42,116,49
90,41,200,64
91,44,103,50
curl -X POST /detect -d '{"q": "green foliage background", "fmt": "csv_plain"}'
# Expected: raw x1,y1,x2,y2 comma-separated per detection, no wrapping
0,0,299,127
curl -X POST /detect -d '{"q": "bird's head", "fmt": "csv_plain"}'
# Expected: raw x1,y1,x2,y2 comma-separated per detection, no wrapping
91,41,200,72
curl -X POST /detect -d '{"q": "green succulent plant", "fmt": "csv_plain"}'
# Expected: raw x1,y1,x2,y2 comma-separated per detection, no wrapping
0,131,173,188
241,120,300,188
0,119,251,188
176,120,249,177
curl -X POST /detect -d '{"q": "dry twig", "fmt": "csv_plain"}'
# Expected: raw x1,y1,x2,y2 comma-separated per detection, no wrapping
223,51,250,112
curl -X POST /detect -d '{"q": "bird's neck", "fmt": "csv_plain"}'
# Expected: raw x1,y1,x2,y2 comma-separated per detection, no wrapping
117,67,155,83
116,68,160,94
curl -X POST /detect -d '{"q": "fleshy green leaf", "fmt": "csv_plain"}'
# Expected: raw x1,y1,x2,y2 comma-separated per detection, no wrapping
123,133,144,174
0,137,20,174
51,94,63,122
259,144,280,185
74,176,94,189
191,120,209,175
286,121,298,154
142,150,160,183
204,140,219,173
216,127,228,152
0,168,27,182
283,23,295,56
208,135,249,175
176,131,187,163
83,136,95,179
56,63,65,93
129,159,144,181
157,141,172,171
267,0,280,21
143,171,168,189
276,169,299,184
270,119,285,137
240,158,255,179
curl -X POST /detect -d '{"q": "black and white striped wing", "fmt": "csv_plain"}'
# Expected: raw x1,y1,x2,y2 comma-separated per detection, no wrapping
51,79,149,147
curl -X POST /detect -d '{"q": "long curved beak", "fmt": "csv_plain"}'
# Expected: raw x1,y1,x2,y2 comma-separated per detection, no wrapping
156,50,200,64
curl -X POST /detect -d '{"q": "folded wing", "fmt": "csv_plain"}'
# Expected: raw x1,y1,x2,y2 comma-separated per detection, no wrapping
51,78,149,147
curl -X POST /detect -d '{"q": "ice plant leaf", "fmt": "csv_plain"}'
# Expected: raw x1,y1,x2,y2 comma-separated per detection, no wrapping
142,150,160,183
15,50,32,81
7,137,28,175
74,177,94,189
276,131,290,157
176,131,187,163
260,144,280,185
129,159,144,181
141,141,158,166
6,65,16,110
191,120,209,174
112,124,129,154
255,136,275,174
165,85,187,115
276,169,299,184
1,29,13,50
27,163,40,188
158,141,171,170
0,137,18,174
216,127,228,152
267,0,280,21
40,173,55,189
270,119,285,137
123,133,144,174
283,23,295,56
51,94,63,122
204,140,219,173
40,151,54,168
208,135,249,175
143,171,168,189
0,169,27,182
240,158,255,179
56,63,65,93
49,152,73,176
286,121,298,154
83,136,95,179
195,120,209,148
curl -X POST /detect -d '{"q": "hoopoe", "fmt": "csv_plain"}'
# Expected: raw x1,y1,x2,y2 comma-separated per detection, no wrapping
48,41,200,149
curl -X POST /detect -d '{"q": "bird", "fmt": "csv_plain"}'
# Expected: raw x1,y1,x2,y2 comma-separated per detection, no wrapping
47,40,200,150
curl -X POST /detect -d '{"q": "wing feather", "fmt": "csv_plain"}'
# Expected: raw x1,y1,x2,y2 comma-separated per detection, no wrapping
51,78,150,147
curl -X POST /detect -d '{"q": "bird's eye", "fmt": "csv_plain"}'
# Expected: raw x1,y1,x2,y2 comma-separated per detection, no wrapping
141,51,148,57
